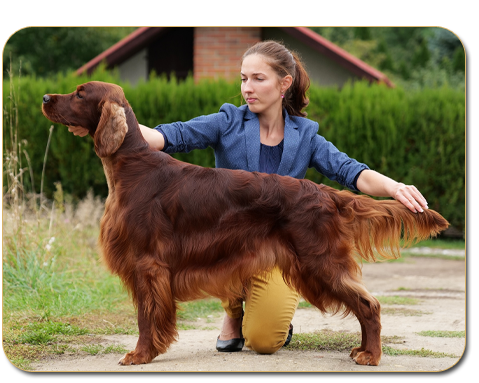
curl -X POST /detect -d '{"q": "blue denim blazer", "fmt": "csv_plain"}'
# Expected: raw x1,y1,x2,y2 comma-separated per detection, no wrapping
155,103,368,191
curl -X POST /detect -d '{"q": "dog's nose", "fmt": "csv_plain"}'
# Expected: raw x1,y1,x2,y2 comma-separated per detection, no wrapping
43,95,51,104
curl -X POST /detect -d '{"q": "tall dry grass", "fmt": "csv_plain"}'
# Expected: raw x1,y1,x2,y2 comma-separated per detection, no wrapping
3,68,128,320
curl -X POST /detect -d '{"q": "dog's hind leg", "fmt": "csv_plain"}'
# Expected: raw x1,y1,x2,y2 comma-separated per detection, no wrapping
119,257,178,365
349,319,368,358
297,257,382,366
336,279,382,366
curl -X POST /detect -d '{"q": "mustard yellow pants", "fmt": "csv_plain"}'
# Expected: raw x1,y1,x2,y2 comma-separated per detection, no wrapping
221,267,300,354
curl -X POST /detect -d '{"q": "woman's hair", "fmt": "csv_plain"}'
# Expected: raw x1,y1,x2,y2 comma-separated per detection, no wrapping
242,40,310,117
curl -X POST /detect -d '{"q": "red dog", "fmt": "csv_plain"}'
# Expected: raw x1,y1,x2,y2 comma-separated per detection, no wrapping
42,81,449,366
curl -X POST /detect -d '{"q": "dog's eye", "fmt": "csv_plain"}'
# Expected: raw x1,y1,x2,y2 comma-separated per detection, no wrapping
76,92,83,99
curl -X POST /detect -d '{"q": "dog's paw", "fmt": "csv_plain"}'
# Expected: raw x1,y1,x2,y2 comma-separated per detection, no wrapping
349,346,364,359
118,350,153,365
352,350,380,366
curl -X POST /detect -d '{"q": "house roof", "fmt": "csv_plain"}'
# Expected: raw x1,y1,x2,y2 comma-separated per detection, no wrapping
278,27,393,87
77,27,393,87
76,27,167,76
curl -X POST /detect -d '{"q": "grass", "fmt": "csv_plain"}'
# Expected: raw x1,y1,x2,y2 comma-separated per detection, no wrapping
298,301,314,309
381,307,431,316
285,330,458,358
376,296,420,305
376,296,429,316
416,330,465,338
298,296,430,316
357,238,465,264
298,296,420,309
81,344,129,356
177,299,224,321
407,238,465,250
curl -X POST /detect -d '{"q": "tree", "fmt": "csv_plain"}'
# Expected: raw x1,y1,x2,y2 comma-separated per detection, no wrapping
3,27,136,77
309,27,464,90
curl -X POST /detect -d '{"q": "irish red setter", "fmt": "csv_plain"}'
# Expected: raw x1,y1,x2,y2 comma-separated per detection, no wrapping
42,81,449,366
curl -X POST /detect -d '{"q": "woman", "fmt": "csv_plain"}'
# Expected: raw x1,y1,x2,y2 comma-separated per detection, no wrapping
69,41,428,354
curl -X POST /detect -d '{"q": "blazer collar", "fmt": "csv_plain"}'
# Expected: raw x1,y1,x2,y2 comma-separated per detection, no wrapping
243,106,300,175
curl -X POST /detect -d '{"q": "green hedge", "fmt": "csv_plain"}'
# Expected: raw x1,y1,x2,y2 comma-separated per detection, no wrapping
3,70,465,231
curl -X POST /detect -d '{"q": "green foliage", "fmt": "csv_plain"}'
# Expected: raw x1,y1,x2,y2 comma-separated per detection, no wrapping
3,27,136,78
3,73,465,231
309,27,465,91
307,81,465,231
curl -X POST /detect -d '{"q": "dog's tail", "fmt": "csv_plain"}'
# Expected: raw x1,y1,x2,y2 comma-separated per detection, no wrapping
327,187,450,262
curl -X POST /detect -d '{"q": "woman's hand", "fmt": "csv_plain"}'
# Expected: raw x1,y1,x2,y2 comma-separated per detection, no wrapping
392,183,428,213
356,170,428,213
68,125,89,137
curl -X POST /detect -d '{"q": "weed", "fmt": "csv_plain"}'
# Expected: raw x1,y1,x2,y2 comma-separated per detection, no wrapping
416,330,465,338
177,299,224,321
178,323,199,330
381,307,431,317
80,344,103,356
382,345,457,358
376,296,420,305
285,330,457,358
285,330,361,351
298,301,314,309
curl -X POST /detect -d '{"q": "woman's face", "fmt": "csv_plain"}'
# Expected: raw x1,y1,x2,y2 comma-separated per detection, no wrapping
241,54,284,115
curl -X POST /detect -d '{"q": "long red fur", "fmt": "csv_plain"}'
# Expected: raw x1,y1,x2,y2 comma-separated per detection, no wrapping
42,81,449,366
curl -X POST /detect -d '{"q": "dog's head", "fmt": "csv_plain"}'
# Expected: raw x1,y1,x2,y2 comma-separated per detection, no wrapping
42,81,129,158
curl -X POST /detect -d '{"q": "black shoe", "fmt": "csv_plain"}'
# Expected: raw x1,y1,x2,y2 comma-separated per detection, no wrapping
216,311,244,352
216,336,245,352
283,324,293,347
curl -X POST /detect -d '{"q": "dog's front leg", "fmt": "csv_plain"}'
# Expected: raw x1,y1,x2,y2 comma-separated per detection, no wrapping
119,298,160,365
119,258,178,365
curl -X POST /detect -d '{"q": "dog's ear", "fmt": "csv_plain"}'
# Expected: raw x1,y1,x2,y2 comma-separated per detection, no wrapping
94,101,128,158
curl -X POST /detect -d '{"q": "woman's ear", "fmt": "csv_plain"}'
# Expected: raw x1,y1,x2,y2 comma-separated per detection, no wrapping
281,75,293,93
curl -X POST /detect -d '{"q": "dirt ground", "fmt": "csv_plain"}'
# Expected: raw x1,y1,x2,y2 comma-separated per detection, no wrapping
29,255,466,373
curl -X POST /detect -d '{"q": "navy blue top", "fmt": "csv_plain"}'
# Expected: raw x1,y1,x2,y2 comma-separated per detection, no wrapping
158,130,285,176
259,140,284,174
154,103,369,191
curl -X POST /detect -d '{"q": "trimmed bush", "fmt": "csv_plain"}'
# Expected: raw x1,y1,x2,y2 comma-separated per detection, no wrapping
3,71,465,231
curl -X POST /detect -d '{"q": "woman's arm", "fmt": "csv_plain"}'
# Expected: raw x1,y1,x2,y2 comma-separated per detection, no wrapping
139,124,165,151
356,169,428,213
67,124,165,151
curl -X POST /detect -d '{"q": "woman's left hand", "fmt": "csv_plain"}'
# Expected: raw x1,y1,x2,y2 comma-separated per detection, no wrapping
356,170,429,214
392,183,428,213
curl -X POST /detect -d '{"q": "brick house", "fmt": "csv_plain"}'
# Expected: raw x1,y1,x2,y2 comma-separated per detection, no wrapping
77,27,393,88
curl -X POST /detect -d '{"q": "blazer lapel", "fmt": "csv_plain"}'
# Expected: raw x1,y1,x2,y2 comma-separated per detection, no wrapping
277,111,299,176
244,107,261,172
243,107,299,175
